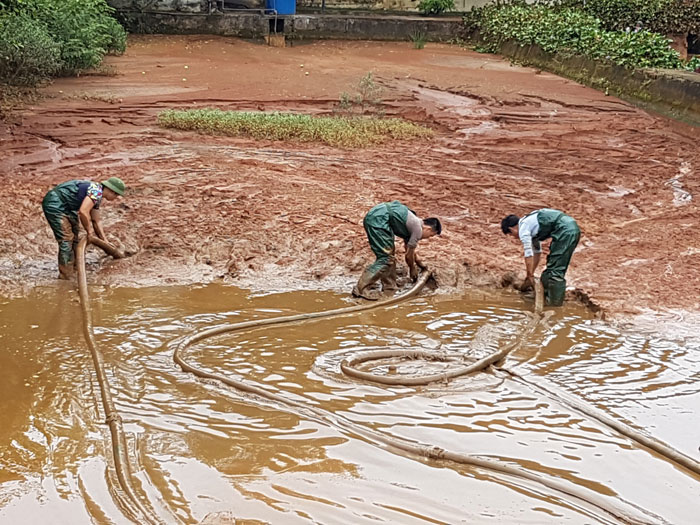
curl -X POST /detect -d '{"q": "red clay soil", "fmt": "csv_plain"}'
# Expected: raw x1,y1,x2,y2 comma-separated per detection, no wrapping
1,35,698,320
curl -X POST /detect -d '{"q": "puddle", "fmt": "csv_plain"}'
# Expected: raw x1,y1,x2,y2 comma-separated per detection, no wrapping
0,284,699,523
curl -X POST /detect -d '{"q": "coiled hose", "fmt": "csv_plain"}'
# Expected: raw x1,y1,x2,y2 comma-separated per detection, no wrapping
172,273,656,524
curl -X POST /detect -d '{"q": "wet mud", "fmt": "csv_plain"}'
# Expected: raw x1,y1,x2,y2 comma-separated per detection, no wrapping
1,284,699,523
0,36,698,325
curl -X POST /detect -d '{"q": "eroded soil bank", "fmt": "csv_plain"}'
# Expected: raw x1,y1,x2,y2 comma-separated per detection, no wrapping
1,35,698,323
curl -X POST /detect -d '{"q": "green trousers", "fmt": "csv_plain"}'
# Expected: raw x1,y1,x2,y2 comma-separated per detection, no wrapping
42,190,79,269
540,215,580,306
364,205,397,278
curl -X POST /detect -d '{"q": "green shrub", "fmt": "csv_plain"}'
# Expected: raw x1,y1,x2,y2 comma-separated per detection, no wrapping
35,0,126,73
463,3,697,70
0,0,126,85
418,0,455,15
411,31,427,49
0,11,61,86
582,0,700,36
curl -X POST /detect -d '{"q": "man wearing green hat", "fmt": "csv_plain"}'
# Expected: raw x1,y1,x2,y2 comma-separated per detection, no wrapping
42,177,126,279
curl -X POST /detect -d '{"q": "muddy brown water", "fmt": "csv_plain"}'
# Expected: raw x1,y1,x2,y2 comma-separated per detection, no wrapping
1,284,699,524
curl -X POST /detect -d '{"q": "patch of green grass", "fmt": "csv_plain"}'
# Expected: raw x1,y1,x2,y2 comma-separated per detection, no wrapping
157,109,433,148
411,31,427,49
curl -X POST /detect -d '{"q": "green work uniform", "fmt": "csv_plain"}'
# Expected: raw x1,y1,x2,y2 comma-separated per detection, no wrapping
534,209,580,306
363,200,412,277
42,180,90,271
353,201,415,297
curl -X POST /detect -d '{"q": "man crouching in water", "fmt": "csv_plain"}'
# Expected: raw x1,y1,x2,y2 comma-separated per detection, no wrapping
352,200,442,300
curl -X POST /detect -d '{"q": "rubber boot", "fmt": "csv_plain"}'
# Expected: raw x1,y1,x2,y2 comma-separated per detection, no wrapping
58,263,74,280
545,278,566,306
352,268,382,301
379,261,398,291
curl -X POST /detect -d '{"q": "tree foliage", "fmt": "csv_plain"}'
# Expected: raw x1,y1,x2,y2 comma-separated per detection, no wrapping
581,0,700,36
463,2,700,70
0,0,126,86
418,0,455,15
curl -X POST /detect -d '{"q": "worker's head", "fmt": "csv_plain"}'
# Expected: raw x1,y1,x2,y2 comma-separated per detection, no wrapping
102,177,126,201
501,214,520,236
422,217,442,239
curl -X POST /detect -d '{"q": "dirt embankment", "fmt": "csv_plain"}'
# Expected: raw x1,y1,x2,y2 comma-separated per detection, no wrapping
1,35,698,321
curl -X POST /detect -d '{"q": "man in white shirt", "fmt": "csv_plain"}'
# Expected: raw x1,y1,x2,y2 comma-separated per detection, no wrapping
501,209,580,306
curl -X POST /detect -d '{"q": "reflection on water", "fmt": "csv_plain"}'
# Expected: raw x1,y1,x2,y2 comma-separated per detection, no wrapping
0,284,699,523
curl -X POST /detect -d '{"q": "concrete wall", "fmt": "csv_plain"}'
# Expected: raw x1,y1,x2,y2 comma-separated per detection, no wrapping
116,11,462,41
492,38,700,127
291,14,460,40
109,0,209,12
117,12,269,37
108,0,493,13
297,0,493,12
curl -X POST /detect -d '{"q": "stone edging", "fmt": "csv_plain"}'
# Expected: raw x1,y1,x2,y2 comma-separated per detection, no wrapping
489,38,700,127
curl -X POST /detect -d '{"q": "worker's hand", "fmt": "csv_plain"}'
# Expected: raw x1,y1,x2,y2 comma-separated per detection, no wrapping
409,265,419,282
519,276,534,292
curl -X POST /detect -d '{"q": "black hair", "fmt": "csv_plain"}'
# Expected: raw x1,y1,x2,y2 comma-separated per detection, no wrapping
423,217,442,235
501,214,519,234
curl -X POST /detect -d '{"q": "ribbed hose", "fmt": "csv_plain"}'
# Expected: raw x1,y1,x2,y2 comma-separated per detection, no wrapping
172,272,656,525
76,237,165,525
500,279,700,479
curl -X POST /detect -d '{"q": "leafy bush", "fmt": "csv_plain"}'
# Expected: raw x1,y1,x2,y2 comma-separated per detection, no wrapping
0,0,126,85
581,0,700,36
418,0,455,15
158,109,434,148
34,0,127,73
463,3,698,70
0,11,61,86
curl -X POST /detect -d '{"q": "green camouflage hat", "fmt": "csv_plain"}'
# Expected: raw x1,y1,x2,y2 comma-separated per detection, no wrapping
102,177,126,196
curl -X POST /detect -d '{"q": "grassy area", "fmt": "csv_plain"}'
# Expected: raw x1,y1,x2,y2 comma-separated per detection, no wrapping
157,108,433,148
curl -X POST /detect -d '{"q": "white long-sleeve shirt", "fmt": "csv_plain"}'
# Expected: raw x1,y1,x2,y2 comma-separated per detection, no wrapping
518,212,542,258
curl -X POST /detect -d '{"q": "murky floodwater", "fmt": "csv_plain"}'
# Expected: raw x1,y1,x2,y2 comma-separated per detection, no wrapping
1,284,699,524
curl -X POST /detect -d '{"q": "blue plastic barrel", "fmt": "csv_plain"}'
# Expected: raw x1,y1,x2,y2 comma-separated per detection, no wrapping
266,0,296,15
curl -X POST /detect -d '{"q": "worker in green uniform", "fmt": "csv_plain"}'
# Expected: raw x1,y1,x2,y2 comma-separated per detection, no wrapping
42,177,126,279
501,209,580,306
353,200,442,300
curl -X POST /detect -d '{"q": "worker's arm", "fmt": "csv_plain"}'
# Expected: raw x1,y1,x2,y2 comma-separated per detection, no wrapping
90,208,107,242
521,252,541,291
405,246,419,281
78,197,96,238
524,252,541,278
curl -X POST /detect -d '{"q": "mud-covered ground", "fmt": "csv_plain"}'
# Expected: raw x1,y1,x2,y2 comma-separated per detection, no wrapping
1,35,698,322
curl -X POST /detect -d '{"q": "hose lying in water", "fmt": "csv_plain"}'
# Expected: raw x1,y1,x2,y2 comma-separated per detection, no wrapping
173,272,654,525
511,282,700,479
340,280,545,386
492,365,700,478
76,237,164,525
341,278,700,479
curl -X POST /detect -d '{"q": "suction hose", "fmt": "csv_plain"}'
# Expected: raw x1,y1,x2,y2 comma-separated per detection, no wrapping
76,237,164,525
172,272,656,525
502,281,700,479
